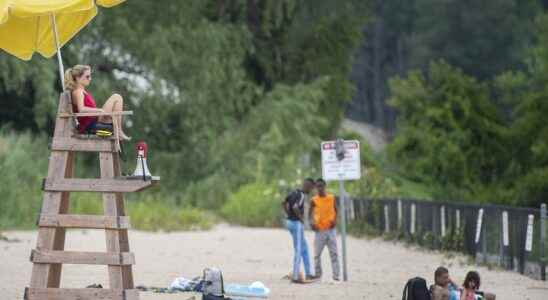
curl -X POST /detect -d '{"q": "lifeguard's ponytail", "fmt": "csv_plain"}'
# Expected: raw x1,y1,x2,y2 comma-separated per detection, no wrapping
63,65,90,91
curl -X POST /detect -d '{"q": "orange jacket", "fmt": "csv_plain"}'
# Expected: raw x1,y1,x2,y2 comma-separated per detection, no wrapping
311,193,337,231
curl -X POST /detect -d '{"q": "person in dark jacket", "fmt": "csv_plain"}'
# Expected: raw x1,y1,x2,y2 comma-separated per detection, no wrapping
282,178,315,283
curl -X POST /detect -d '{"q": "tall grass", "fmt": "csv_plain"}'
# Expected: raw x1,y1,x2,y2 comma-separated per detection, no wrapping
128,195,216,231
0,131,47,228
221,182,284,227
0,132,215,230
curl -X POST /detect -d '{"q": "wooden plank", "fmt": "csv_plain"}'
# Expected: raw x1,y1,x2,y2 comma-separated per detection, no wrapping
48,151,74,288
51,137,115,152
24,287,139,300
58,111,133,117
31,250,135,265
38,214,131,229
30,150,71,288
43,178,158,193
113,114,121,152
71,134,119,140
54,93,75,138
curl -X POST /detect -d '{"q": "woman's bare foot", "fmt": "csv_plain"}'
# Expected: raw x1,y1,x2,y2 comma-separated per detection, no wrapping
119,132,132,141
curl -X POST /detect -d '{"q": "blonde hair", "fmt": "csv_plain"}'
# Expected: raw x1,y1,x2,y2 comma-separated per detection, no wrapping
63,64,91,91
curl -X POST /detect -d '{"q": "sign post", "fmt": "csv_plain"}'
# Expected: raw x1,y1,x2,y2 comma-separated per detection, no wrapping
321,139,361,282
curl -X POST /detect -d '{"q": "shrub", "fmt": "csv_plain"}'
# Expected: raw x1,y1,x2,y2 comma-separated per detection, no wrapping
128,196,216,231
221,182,283,227
0,131,48,228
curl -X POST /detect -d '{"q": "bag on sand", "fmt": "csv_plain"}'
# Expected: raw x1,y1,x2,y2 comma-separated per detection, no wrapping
402,277,431,300
203,267,224,297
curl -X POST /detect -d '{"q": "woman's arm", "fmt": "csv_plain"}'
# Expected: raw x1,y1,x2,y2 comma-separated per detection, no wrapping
309,201,317,230
459,289,469,300
72,90,103,113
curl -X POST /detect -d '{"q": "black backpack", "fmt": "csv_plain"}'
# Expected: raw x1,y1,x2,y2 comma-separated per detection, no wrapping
402,277,431,300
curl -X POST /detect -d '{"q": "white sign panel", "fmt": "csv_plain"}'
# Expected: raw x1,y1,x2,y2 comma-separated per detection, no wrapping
397,200,403,229
502,211,509,247
384,205,390,233
410,204,416,234
525,214,534,252
456,209,461,230
475,209,484,244
321,140,361,181
440,206,446,237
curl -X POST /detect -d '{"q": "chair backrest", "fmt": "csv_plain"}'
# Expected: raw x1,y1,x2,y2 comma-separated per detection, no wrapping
59,91,79,130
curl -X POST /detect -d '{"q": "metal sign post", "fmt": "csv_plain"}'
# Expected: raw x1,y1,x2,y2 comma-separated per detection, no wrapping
335,138,348,281
321,139,361,282
339,179,348,281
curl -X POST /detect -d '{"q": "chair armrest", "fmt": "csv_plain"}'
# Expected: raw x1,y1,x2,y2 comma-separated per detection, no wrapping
58,111,133,118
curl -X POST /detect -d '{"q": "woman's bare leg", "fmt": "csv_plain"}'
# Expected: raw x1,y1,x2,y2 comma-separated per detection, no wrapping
98,93,131,140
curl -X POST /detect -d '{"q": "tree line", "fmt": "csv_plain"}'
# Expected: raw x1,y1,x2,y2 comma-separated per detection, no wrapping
1,0,547,209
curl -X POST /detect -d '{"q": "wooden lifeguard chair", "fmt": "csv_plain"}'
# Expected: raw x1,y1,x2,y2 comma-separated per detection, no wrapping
24,92,159,300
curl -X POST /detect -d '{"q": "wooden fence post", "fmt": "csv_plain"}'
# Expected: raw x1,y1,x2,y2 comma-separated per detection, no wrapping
540,204,546,280
384,205,390,234
411,204,416,235
440,205,446,238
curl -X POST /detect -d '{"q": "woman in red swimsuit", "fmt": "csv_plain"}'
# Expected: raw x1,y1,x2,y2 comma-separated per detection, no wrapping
63,64,131,140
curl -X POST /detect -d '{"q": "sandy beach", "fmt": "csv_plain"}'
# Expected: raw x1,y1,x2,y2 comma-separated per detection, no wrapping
1,225,547,300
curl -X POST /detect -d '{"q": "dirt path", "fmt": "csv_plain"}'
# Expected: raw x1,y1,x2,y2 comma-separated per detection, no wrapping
341,118,388,152
1,225,547,299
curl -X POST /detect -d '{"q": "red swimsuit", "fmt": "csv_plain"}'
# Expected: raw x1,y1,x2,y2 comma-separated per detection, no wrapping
72,91,98,133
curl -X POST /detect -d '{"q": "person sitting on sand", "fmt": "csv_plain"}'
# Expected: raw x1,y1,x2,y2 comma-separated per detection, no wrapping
460,271,480,300
64,64,131,140
431,266,459,300
459,271,495,300
432,268,495,300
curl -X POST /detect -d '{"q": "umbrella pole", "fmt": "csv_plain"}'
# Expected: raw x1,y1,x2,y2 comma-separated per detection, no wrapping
50,13,65,91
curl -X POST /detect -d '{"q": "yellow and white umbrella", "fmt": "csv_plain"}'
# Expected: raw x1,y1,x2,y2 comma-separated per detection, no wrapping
0,0,125,89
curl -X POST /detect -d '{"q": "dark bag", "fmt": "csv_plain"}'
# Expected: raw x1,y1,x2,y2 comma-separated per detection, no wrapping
203,295,228,300
402,277,431,300
94,122,113,132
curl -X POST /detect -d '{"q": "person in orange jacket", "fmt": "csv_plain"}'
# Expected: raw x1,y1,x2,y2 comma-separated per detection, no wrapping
309,178,340,281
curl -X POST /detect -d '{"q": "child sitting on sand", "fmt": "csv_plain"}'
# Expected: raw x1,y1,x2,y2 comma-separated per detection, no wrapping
460,271,481,300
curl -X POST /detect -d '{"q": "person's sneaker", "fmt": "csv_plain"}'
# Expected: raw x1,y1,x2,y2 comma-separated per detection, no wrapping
291,279,305,284
306,275,320,280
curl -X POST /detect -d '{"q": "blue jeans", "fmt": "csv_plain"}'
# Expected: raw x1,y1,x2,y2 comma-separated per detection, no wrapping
286,219,311,280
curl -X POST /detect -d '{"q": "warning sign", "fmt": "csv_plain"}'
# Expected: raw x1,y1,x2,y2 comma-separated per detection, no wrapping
321,140,361,181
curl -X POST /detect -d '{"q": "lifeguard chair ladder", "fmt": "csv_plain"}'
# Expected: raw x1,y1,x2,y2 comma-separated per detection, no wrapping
24,91,159,300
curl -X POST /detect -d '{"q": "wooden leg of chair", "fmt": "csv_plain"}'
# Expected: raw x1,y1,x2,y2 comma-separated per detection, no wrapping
30,152,72,288
112,152,134,287
48,151,75,287
112,118,121,153
100,152,134,289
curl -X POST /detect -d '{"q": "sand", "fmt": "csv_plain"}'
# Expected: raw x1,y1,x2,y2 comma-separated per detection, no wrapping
1,225,547,300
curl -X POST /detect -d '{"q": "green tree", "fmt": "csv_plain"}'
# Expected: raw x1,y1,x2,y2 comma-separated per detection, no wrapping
0,1,370,213
492,13,548,206
388,61,509,201
349,0,540,132
0,57,57,131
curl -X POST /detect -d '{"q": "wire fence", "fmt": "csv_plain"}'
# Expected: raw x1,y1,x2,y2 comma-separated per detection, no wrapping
348,198,548,281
